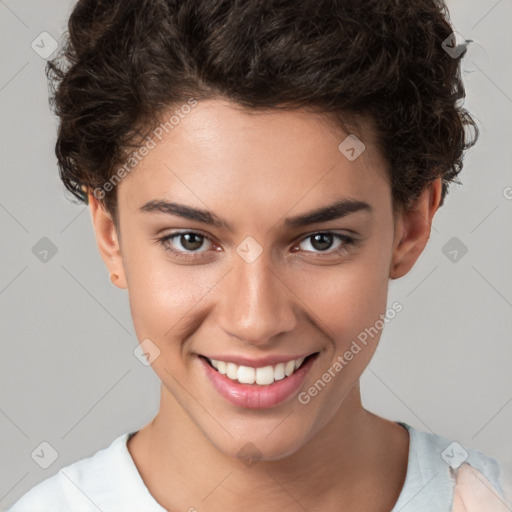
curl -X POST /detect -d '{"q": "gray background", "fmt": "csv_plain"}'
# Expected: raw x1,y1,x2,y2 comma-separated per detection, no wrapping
1,0,511,509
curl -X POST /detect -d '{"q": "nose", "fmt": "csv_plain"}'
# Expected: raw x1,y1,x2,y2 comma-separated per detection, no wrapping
216,249,298,346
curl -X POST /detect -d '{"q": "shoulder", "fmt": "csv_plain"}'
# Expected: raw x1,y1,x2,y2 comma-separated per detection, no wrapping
392,422,505,511
6,432,164,512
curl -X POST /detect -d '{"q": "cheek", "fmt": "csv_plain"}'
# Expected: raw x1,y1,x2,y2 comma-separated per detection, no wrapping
123,242,210,341
292,256,390,347
295,260,391,422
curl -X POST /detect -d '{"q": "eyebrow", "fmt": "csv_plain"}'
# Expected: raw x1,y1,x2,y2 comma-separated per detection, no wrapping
139,197,372,231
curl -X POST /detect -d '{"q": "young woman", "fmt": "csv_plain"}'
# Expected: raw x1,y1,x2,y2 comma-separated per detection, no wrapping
8,0,509,511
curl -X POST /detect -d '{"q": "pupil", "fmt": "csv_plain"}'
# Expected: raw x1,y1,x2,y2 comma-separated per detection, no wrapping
311,233,333,251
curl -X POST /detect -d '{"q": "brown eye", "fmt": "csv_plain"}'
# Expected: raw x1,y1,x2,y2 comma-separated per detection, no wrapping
158,231,215,260
309,233,335,251
297,232,355,254
177,233,205,251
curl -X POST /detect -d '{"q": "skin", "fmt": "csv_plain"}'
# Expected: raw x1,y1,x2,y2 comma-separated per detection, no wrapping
88,99,442,511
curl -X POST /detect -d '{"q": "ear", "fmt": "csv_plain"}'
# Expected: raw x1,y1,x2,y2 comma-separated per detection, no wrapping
390,177,442,279
87,192,127,289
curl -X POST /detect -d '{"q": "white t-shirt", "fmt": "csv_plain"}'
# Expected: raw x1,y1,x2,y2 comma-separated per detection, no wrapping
6,422,506,512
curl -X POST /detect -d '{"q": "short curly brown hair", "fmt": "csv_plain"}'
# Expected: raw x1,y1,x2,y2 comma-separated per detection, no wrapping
47,0,477,226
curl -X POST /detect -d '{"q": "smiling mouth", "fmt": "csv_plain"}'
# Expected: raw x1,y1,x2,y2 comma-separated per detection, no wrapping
199,353,319,386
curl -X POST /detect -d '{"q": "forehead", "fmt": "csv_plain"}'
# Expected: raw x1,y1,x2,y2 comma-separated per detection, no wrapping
118,99,391,222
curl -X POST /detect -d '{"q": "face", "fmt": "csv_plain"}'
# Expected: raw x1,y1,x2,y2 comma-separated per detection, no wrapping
91,99,438,461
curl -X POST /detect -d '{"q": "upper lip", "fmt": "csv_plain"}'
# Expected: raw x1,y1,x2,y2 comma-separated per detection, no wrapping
199,352,318,368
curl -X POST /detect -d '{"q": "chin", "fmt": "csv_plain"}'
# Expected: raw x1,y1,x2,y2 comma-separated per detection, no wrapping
223,435,307,464
200,416,317,464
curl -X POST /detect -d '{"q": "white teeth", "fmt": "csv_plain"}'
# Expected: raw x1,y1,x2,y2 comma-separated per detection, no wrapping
217,360,227,374
226,362,238,380
274,363,285,381
208,356,311,386
255,365,274,385
237,365,255,384
284,360,295,377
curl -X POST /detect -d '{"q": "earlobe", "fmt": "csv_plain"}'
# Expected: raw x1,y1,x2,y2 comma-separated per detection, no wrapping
389,178,442,280
87,192,127,289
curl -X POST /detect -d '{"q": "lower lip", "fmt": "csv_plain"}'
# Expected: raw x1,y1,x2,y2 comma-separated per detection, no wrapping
199,355,317,409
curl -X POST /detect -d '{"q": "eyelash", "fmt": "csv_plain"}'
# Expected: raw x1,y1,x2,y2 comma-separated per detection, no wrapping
156,230,357,262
